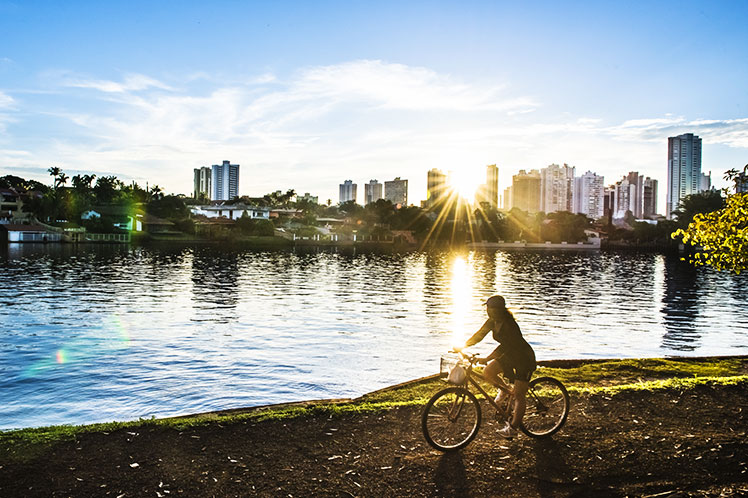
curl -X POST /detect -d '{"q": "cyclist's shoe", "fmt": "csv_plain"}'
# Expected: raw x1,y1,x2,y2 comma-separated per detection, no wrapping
497,422,518,439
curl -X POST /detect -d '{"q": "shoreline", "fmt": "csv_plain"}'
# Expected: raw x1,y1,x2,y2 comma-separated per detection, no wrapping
2,355,746,497
2,355,745,433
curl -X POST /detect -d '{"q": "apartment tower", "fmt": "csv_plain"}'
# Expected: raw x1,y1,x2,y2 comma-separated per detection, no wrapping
426,169,447,208
384,177,408,207
511,169,541,213
339,180,357,204
211,160,239,201
540,163,575,213
365,180,383,205
643,177,658,219
573,171,605,219
667,133,702,219
193,166,212,201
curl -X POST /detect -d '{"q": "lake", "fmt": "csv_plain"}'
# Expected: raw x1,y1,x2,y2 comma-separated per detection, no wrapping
1,243,746,430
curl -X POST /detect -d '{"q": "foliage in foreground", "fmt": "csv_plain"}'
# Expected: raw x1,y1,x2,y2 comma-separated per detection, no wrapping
673,166,748,274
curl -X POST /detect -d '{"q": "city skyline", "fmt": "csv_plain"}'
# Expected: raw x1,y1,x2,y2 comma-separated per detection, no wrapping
1,2,747,215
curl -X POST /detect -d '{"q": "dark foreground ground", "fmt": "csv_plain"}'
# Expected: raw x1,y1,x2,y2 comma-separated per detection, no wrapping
1,382,747,497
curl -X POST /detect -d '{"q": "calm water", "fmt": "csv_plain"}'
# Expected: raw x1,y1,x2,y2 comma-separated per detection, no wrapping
1,244,746,430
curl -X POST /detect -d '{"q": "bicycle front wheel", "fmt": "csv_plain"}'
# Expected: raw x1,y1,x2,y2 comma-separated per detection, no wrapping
422,387,482,451
520,376,570,438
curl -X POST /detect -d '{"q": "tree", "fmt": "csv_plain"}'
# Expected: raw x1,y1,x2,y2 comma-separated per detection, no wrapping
672,189,724,227
0,175,49,193
672,166,748,274
93,176,123,204
48,166,61,187
147,195,188,220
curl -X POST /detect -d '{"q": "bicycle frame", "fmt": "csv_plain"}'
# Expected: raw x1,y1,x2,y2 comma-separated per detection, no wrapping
458,358,513,413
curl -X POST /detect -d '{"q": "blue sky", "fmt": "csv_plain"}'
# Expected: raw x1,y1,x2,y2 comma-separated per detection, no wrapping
1,0,747,211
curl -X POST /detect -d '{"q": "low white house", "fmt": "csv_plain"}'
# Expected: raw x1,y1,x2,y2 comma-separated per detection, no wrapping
191,204,270,220
1,224,63,242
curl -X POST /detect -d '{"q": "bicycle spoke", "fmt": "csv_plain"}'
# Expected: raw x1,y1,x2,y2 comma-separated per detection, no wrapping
520,377,570,438
422,387,482,451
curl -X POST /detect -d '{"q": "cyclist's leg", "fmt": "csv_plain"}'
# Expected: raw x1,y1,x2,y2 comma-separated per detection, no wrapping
483,359,502,388
509,356,536,428
511,379,529,428
486,359,513,406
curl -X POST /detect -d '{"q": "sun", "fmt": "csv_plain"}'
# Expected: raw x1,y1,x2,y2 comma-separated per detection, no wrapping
449,169,483,201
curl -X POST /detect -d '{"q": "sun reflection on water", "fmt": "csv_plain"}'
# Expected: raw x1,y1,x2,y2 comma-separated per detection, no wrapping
449,254,474,348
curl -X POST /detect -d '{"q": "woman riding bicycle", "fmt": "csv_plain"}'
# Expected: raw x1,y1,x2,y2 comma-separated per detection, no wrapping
457,295,536,438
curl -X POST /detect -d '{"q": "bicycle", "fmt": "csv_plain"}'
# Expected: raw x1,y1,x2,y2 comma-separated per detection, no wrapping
421,351,570,452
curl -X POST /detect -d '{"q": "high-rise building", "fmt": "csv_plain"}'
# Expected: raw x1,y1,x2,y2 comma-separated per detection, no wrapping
384,177,408,207
603,186,616,221
737,173,748,193
573,171,604,219
643,177,658,218
503,186,513,210
339,180,357,204
364,180,383,205
426,169,447,208
475,164,499,208
540,163,575,213
613,172,644,219
700,171,712,192
193,166,211,201
511,169,541,213
667,133,702,219
212,160,239,201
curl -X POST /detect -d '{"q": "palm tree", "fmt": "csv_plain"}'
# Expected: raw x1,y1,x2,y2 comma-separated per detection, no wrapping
48,167,61,188
55,173,69,189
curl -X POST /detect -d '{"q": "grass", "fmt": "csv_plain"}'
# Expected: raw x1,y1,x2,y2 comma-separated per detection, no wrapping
2,356,745,463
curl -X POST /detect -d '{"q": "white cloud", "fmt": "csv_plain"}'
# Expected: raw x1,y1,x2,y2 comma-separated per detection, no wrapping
5,60,748,208
63,73,174,93
0,91,13,108
607,117,748,148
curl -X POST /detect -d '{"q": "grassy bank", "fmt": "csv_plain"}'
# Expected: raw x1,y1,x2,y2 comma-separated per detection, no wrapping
2,356,746,464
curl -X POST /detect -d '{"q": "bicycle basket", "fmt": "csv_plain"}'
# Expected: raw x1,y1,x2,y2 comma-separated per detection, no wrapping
440,354,466,384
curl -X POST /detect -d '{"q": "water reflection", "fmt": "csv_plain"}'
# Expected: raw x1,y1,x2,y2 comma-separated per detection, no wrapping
660,258,701,351
1,245,746,429
191,248,240,323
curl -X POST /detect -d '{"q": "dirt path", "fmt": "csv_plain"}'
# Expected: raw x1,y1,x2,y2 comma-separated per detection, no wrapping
2,383,747,497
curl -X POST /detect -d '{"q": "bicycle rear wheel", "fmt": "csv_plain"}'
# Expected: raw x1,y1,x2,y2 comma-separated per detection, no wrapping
520,376,569,438
422,387,482,451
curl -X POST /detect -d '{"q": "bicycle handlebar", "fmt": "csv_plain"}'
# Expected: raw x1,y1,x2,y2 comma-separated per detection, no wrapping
449,350,480,364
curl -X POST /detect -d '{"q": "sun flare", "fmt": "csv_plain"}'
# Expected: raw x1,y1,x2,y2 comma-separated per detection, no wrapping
449,169,483,201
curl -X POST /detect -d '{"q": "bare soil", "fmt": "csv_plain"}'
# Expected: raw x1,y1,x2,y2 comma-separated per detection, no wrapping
1,383,747,497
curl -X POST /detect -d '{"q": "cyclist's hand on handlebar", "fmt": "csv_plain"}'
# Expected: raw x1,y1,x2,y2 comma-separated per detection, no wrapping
476,357,489,365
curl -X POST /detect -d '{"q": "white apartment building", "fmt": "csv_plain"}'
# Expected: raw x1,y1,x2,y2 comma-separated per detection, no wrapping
339,180,357,204
573,171,605,219
667,133,702,219
212,160,240,201
540,163,575,213
365,180,383,205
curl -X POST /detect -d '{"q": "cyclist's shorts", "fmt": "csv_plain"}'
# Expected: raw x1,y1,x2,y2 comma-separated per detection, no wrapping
497,348,536,383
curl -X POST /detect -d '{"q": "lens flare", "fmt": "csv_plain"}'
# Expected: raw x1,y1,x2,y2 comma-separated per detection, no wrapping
56,350,66,364
111,315,132,344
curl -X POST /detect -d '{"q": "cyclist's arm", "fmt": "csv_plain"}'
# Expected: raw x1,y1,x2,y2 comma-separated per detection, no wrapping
463,319,492,348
